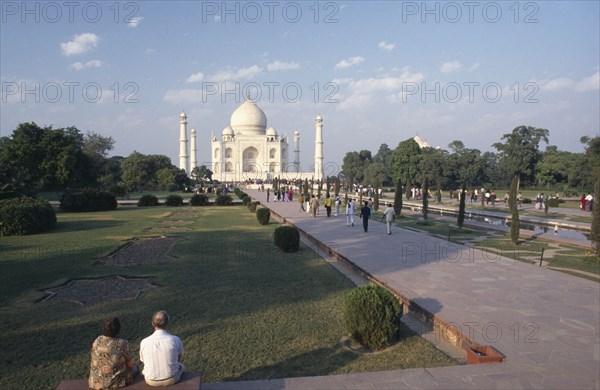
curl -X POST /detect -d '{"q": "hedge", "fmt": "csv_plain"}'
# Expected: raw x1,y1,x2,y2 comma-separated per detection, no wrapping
138,194,159,207
190,194,209,206
60,189,117,212
0,197,56,236
274,225,300,252
256,208,271,225
165,194,184,206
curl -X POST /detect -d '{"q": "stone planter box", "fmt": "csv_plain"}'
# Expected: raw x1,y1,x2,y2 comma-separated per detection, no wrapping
466,344,505,364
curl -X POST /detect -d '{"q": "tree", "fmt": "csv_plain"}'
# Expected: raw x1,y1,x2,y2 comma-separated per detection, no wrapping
342,151,361,191
121,152,174,191
591,170,600,256
493,126,549,189
373,143,394,186
393,180,403,215
422,177,429,221
191,165,213,182
509,176,520,245
365,162,385,211
457,185,466,228
0,122,93,193
391,138,422,189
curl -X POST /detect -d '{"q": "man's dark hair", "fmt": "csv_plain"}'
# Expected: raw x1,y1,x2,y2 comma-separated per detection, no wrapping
102,317,121,338
152,310,169,329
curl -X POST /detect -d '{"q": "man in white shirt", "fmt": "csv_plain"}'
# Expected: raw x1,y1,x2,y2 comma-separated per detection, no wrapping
140,311,185,387
346,199,355,227
382,203,395,235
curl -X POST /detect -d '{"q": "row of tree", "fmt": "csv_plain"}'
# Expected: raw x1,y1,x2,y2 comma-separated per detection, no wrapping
342,126,600,194
0,122,216,195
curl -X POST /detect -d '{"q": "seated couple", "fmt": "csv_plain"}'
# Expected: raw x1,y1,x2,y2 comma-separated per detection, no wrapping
88,310,185,389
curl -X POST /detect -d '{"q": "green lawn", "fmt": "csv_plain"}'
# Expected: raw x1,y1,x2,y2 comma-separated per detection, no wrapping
0,205,454,390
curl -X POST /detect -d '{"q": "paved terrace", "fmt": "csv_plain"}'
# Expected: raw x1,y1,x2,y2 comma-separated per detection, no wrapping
205,189,599,390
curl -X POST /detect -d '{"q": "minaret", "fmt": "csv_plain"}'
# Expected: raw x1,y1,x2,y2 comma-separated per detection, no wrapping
190,128,197,174
179,111,189,174
314,114,323,180
293,130,300,172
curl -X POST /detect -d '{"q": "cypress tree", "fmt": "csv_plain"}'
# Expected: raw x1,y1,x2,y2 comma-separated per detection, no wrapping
591,170,600,256
422,177,429,221
457,185,466,228
405,180,411,200
394,180,403,216
509,176,520,245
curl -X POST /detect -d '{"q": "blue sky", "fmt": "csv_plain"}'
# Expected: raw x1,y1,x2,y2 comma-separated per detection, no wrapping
1,1,599,173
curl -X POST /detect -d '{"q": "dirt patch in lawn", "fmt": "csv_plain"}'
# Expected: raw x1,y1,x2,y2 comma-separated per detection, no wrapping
98,236,179,266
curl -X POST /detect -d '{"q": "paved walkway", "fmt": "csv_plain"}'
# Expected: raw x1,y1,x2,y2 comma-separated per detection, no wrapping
205,190,599,390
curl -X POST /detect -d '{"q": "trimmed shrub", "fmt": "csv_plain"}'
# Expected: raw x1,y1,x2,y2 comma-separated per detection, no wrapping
547,198,560,208
237,191,247,199
165,194,184,206
248,201,257,213
256,208,271,225
0,197,57,236
522,198,532,204
215,194,233,206
190,194,209,206
137,194,159,207
241,195,251,206
274,225,300,252
60,189,117,212
344,285,401,351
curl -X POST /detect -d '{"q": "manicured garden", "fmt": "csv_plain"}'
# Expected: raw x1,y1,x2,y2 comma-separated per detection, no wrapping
0,205,455,390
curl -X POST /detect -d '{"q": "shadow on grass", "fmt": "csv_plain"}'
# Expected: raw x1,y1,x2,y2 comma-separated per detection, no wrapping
49,219,125,234
224,345,357,382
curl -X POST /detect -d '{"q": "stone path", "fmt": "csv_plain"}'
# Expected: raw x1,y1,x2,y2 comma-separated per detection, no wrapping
204,189,599,390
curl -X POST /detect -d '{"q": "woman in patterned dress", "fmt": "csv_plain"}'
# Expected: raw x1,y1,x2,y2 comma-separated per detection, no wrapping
88,317,138,389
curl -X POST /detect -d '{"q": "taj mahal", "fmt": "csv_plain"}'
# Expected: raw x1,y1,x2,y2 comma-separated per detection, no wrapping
177,99,324,182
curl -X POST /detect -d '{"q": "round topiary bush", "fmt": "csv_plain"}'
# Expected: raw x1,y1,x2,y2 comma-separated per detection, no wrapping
256,208,270,225
165,194,184,206
190,194,209,206
60,189,117,212
137,194,159,207
248,201,258,213
238,191,247,199
344,285,401,351
215,194,233,206
274,225,300,252
0,197,57,236
241,195,251,206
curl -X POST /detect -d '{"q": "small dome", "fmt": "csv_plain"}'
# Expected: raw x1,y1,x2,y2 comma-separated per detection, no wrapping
266,127,277,136
180,111,186,117
316,114,323,120
191,128,196,134
222,126,234,136
230,100,267,135
294,130,299,135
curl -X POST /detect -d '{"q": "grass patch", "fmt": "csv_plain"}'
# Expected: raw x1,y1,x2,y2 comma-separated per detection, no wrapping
473,237,546,264
0,206,454,390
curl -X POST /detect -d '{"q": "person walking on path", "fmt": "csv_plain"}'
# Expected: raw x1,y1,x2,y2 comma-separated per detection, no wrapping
298,193,305,212
324,194,333,217
359,201,371,232
382,203,395,235
334,195,341,216
310,195,319,218
266,188,270,202
346,199,355,227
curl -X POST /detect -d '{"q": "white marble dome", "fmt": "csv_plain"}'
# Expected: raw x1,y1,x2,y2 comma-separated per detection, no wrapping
266,127,277,136
222,126,234,136
230,100,267,135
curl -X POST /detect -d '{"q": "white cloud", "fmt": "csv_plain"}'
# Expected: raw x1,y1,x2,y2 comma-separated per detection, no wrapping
335,56,365,69
440,61,462,73
338,69,425,111
378,41,395,52
575,71,599,92
186,72,205,83
210,65,262,81
543,77,574,91
468,63,480,72
60,33,99,56
267,61,300,71
127,16,143,28
163,89,204,104
535,72,599,92
69,59,103,70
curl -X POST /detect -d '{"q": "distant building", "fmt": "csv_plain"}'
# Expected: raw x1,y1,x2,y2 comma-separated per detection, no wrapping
179,99,325,182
